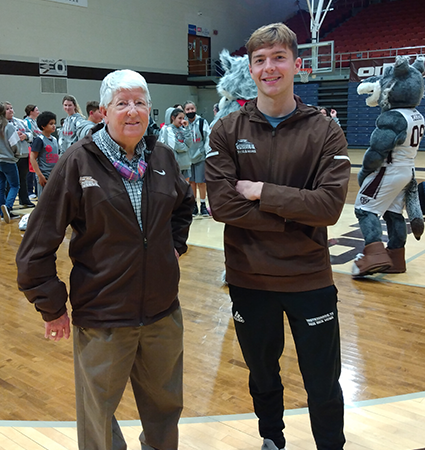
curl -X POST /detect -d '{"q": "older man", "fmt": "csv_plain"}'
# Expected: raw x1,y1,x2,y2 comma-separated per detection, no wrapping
16,70,194,450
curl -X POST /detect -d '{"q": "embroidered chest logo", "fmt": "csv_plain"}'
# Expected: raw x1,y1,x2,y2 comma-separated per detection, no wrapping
79,176,100,188
235,139,256,154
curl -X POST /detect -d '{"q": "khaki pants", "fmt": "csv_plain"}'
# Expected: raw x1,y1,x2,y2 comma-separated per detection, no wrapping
73,308,183,450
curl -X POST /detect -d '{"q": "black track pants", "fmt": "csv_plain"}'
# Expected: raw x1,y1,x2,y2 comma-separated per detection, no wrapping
229,284,345,450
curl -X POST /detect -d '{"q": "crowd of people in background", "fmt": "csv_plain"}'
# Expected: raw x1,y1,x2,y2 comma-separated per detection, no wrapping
1,87,344,233
1,94,213,224
0,99,89,220
159,101,212,217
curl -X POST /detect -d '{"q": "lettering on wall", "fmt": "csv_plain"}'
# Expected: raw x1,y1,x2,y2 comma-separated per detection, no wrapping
39,59,68,77
350,58,396,82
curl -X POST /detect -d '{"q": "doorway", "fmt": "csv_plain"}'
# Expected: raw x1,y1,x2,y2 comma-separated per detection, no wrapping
188,35,211,76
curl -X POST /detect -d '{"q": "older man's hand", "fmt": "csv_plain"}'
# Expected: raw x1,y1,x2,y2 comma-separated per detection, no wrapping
236,180,264,201
45,311,71,341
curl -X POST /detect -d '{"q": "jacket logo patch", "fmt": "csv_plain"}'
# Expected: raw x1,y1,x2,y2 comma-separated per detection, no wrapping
79,176,100,188
235,139,256,153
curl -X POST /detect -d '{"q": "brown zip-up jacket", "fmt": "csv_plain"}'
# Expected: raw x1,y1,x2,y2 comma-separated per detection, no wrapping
205,97,350,292
16,126,194,327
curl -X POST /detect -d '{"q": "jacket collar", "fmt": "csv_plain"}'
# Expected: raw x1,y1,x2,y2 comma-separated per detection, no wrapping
241,95,318,124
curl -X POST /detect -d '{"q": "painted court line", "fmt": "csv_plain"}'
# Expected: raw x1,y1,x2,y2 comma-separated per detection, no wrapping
1,391,424,428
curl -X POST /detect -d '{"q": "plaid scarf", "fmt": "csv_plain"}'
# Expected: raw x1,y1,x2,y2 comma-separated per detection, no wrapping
113,159,148,181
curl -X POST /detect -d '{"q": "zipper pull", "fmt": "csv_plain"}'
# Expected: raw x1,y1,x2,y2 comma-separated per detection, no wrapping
143,237,148,249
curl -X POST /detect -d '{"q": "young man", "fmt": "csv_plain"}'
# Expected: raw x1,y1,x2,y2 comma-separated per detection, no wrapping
76,100,105,139
30,111,59,198
205,23,350,450
184,101,210,217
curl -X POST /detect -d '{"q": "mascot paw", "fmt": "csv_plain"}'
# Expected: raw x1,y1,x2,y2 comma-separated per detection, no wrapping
410,217,424,240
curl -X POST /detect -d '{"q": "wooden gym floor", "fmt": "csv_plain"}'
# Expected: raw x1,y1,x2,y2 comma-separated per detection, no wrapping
1,149,425,449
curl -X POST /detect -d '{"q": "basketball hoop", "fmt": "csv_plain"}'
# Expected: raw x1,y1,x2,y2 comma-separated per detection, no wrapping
299,68,312,83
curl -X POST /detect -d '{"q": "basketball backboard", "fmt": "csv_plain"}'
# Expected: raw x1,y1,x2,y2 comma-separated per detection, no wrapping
298,40,334,75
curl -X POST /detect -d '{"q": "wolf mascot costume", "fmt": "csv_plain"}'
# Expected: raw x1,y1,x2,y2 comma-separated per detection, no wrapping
352,55,425,277
210,50,257,128
210,49,257,283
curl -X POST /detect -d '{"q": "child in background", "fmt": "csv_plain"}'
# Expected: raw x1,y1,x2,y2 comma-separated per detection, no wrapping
30,111,59,198
158,108,192,181
25,105,42,200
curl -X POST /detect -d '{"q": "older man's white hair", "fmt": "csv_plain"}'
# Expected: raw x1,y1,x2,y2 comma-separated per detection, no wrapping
100,69,151,108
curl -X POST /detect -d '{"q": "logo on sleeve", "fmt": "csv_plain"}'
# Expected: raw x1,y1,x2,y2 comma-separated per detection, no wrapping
153,169,166,176
79,176,100,188
236,139,256,154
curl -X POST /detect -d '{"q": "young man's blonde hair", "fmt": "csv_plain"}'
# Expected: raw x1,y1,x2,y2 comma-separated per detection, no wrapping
246,23,298,62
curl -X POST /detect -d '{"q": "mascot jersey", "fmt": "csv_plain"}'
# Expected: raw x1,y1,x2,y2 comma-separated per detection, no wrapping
355,108,424,216
387,109,425,166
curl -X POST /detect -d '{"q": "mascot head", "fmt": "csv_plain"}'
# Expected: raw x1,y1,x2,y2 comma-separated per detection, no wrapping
210,50,258,127
357,55,425,111
216,50,257,103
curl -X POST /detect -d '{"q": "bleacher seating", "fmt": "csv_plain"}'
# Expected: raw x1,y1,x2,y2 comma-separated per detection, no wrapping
225,0,425,150
284,4,355,45
230,0,425,61
284,9,311,44
325,0,425,55
294,82,319,107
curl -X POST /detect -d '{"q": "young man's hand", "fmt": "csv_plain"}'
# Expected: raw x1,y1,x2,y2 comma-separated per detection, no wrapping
236,180,264,201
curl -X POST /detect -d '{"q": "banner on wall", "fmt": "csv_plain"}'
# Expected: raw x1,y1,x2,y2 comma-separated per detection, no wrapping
39,58,68,76
188,24,210,37
350,58,396,82
197,27,210,37
44,0,88,7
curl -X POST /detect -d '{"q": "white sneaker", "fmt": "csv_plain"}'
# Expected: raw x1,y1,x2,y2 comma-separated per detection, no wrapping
261,438,286,450
19,213,30,231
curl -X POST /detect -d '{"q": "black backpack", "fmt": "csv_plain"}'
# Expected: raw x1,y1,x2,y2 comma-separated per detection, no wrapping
198,118,205,141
